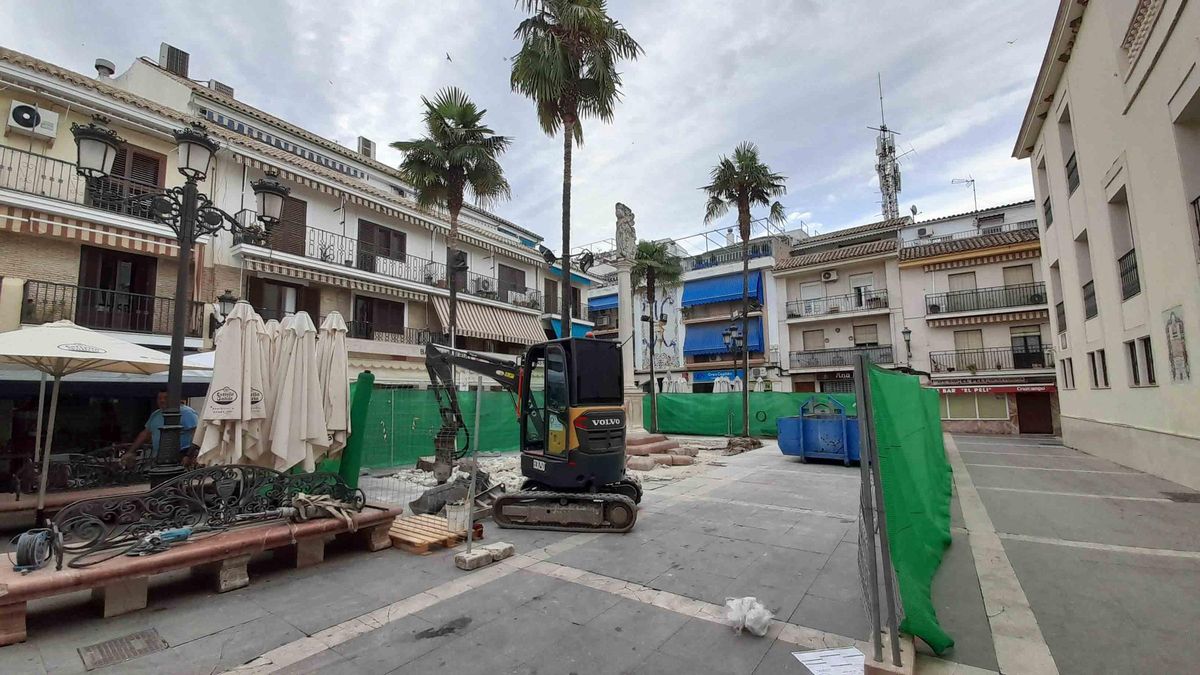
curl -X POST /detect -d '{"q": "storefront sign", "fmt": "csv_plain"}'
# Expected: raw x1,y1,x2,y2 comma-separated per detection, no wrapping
936,384,1056,395
691,369,744,383
815,371,853,381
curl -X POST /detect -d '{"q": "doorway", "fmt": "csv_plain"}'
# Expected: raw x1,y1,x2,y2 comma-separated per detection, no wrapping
1016,393,1054,434
76,245,158,332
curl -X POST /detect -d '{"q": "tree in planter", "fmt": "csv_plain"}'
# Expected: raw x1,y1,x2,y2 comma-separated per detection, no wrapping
392,87,511,347
702,142,787,437
631,240,683,433
511,0,641,332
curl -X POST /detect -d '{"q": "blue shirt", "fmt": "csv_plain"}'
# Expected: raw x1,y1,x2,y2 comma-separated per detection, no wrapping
147,405,199,453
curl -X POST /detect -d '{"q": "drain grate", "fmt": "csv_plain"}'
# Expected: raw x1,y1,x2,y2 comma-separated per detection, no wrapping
1161,492,1200,503
78,628,168,670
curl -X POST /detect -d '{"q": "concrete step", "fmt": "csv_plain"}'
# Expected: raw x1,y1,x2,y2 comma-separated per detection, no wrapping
626,433,670,446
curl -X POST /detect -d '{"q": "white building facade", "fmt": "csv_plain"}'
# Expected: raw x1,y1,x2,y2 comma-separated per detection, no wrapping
1015,0,1200,487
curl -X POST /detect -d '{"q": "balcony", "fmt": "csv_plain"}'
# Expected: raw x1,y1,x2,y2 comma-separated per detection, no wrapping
930,346,1054,374
21,279,203,337
786,289,888,319
346,320,434,345
0,145,162,222
902,220,1038,248
681,241,775,271
1118,249,1140,300
925,282,1046,315
1082,280,1098,319
789,345,894,369
236,219,543,310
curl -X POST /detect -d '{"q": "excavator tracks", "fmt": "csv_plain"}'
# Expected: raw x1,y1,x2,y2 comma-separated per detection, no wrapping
493,491,638,533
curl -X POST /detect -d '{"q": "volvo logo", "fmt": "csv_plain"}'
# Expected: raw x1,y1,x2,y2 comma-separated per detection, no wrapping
590,417,622,427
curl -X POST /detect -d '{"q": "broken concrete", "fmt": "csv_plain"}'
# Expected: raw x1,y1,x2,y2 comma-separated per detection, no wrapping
626,456,657,471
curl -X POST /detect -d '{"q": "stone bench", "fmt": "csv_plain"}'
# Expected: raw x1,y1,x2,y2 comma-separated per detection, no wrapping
0,504,401,646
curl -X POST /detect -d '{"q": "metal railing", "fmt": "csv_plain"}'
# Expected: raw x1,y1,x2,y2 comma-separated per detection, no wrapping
1082,280,1098,319
1118,249,1140,300
929,346,1054,373
786,289,888,318
346,320,432,345
0,144,162,222
925,282,1046,314
789,345,894,369
1055,301,1066,333
681,241,775,271
236,221,543,310
901,220,1038,248
21,279,203,336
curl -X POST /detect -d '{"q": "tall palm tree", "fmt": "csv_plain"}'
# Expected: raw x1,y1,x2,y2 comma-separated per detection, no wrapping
511,0,641,331
702,142,787,437
632,240,683,433
392,87,511,347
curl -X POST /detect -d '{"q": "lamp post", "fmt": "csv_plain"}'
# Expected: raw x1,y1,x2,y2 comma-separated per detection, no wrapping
723,319,748,433
901,326,913,364
73,118,289,486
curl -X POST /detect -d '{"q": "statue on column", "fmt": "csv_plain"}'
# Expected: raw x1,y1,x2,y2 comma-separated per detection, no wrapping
615,202,636,261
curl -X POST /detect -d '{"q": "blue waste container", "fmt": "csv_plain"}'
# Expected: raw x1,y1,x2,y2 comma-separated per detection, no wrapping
776,397,861,465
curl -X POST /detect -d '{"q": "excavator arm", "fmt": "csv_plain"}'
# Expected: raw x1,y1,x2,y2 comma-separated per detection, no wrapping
424,342,522,481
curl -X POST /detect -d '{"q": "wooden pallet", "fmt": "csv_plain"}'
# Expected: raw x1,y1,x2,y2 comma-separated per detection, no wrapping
389,514,465,554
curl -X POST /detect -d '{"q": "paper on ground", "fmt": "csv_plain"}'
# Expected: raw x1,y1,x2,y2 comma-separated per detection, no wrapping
793,647,864,674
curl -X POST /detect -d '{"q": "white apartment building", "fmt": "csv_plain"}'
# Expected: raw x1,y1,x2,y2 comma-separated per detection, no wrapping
1015,0,1200,487
898,201,1059,434
772,218,907,393
0,44,594,389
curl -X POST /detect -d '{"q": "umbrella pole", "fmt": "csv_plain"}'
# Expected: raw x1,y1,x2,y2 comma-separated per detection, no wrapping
33,372,46,465
34,375,62,528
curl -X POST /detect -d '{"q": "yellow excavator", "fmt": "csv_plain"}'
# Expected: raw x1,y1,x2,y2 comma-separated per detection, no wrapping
424,337,642,533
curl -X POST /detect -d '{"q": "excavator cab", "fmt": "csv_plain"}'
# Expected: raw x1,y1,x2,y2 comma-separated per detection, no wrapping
518,337,627,493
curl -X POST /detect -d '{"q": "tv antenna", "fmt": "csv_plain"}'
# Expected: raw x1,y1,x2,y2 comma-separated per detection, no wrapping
868,74,901,221
952,176,978,214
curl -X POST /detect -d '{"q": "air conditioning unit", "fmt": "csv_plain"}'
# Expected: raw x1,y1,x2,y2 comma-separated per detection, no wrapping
6,101,59,142
820,270,838,282
917,227,931,238
358,136,376,159
750,367,767,378
207,79,235,98
474,277,493,293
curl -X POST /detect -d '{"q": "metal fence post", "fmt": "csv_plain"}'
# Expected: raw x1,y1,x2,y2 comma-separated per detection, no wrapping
853,354,884,663
465,375,483,555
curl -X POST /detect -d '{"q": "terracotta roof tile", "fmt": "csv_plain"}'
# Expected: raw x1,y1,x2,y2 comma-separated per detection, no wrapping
795,216,908,246
899,227,1040,261
775,238,897,271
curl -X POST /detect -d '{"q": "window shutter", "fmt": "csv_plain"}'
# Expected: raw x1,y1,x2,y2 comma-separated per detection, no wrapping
270,196,307,256
128,151,162,187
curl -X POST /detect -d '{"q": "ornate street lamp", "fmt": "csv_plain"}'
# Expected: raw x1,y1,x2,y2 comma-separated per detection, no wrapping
73,121,290,485
902,326,913,362
217,290,239,317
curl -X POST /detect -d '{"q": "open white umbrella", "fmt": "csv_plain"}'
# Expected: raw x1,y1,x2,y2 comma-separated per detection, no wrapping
268,311,329,472
194,302,269,466
0,320,171,523
317,312,351,456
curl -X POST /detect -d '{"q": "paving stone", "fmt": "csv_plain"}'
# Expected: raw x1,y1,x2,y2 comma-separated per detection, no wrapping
752,641,815,674
789,593,870,641
246,572,386,635
522,578,623,625
803,542,862,604
414,570,560,634
627,456,657,471
513,623,648,675
455,549,494,570
622,649,733,675
94,615,305,675
649,566,736,605
275,648,367,675
330,614,459,674
390,607,575,675
588,598,691,652
657,617,777,675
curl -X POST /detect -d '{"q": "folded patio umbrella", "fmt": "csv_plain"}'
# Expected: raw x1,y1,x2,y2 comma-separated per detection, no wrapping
317,312,351,457
194,302,268,466
754,376,765,392
0,320,171,524
268,311,329,472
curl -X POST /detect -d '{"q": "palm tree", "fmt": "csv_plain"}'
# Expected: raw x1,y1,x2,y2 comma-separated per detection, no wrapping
511,0,641,331
632,240,683,433
702,142,787,437
392,87,511,348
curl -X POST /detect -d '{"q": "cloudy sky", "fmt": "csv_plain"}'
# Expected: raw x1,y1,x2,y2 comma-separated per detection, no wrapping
3,0,1057,250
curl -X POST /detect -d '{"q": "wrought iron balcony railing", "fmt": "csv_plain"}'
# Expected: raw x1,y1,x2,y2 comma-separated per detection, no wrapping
789,345,894,369
21,279,203,337
0,144,163,222
901,220,1038,248
786,289,888,318
929,346,1054,373
682,241,775,271
925,282,1046,315
1118,249,1140,301
346,320,433,345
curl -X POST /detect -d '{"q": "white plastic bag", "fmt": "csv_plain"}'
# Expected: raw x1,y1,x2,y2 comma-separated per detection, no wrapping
724,596,774,637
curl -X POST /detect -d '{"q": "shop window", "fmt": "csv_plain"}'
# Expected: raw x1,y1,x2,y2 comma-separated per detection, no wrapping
976,394,1009,419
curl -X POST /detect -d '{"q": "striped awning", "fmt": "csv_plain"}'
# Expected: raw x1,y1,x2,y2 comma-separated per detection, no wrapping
431,297,544,345
927,309,1049,327
0,204,179,257
243,257,428,302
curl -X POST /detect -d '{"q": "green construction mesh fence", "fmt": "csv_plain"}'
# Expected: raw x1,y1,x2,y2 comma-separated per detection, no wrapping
645,392,857,436
867,364,955,654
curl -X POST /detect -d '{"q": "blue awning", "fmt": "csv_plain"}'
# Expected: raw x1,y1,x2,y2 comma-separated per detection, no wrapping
588,294,618,311
681,271,762,307
548,318,593,338
683,316,764,356
549,266,594,286
691,369,745,383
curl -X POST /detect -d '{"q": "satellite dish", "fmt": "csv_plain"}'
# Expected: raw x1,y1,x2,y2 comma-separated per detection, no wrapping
910,204,918,216
11,104,41,129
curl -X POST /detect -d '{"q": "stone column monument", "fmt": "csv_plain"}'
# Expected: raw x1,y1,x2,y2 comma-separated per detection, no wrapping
614,203,645,431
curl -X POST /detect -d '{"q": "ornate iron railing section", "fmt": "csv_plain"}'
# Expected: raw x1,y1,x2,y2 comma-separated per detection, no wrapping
54,465,365,560
901,220,1038,248
1082,280,1098,319
21,279,203,336
929,346,1054,373
1118,249,1140,300
925,282,1046,314
786,289,889,318
347,320,432,345
789,345,894,369
681,241,775,271
0,144,163,222
14,450,150,495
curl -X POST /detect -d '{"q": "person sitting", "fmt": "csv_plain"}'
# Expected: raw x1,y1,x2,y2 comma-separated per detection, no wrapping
126,391,199,469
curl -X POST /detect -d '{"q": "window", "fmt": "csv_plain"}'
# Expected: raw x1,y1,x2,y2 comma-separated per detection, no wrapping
1010,325,1044,369
849,273,874,307
940,393,1009,420
1043,197,1054,228
1088,349,1109,388
247,277,318,322
802,329,825,351
948,271,977,292
1060,357,1076,389
1003,264,1035,287
497,264,527,301
544,278,558,314
977,214,1004,234
1126,336,1157,386
852,323,879,347
1065,153,1080,194
356,220,406,273
352,296,406,340
976,394,1010,419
